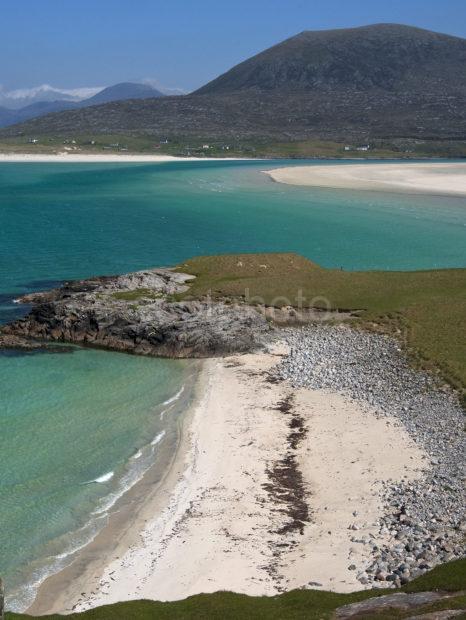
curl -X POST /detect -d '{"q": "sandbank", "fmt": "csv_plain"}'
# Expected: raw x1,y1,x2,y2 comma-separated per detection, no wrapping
265,162,466,197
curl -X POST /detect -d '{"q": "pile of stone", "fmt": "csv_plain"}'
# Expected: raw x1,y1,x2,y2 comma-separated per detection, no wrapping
274,324,465,588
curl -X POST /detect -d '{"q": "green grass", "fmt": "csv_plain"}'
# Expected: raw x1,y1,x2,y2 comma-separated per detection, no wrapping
111,288,162,301
403,558,466,593
1,134,465,159
175,253,466,402
6,560,466,619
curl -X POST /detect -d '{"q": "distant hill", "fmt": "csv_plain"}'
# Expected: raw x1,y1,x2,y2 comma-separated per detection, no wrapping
0,82,164,127
83,82,163,106
2,24,466,142
11,100,78,125
0,106,16,127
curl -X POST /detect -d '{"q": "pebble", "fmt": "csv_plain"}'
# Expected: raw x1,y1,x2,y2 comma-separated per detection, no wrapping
273,325,465,588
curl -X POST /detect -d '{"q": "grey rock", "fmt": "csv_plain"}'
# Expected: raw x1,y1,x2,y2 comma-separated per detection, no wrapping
335,592,460,619
1,268,271,358
405,612,465,620
0,577,4,620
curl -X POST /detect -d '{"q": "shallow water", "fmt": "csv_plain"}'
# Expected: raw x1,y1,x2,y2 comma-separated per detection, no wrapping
0,159,465,609
0,346,191,609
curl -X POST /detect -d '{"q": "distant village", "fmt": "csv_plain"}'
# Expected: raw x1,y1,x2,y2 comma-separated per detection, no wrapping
26,136,236,156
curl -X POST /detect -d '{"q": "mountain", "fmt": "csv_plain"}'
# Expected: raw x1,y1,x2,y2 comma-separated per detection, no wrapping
0,85,100,109
0,82,164,127
83,82,163,105
2,24,466,142
195,23,466,94
0,106,16,127
12,100,78,123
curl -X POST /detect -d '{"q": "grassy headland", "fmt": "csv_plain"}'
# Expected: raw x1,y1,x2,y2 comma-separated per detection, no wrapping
6,560,466,619
176,253,466,403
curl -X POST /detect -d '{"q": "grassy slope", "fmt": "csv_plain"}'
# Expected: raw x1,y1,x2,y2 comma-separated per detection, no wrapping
176,253,466,400
6,560,466,619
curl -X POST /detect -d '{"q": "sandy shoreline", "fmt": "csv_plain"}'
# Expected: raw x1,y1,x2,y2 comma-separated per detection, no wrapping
0,153,244,163
28,342,426,615
26,361,204,615
265,162,466,197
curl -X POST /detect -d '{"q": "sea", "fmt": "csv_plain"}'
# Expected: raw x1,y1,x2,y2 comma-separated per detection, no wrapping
1,159,465,610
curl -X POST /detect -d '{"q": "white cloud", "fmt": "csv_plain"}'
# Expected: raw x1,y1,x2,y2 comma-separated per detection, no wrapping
0,84,105,108
0,79,188,110
141,78,188,95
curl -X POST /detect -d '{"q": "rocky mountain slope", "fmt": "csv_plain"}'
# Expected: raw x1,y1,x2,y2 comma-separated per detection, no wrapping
196,23,466,95
2,24,466,141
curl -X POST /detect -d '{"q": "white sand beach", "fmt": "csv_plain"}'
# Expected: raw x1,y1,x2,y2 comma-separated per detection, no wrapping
265,162,466,197
0,153,242,163
28,343,426,615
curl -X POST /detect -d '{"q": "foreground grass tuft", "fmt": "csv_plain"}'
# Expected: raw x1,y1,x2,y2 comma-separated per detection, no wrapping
6,560,465,619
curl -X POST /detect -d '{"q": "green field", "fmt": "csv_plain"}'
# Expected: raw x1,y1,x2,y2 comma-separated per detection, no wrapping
1,134,465,159
6,560,466,619
176,253,466,403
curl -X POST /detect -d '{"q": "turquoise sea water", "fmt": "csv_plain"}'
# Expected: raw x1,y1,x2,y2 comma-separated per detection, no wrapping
1,160,465,610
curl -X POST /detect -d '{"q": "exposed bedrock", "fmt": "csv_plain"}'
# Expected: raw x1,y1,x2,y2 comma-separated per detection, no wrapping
1,268,271,357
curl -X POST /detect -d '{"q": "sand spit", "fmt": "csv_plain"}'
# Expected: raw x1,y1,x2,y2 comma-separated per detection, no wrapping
265,162,466,197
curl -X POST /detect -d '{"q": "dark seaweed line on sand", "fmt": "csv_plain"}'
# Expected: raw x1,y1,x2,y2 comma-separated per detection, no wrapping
261,392,311,589
264,394,310,535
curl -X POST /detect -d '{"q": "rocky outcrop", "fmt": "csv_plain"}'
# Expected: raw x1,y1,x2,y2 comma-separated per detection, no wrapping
335,591,464,619
1,268,271,357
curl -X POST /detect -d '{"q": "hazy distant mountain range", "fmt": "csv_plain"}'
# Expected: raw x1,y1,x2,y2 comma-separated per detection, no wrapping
0,82,164,127
2,24,466,141
0,84,103,109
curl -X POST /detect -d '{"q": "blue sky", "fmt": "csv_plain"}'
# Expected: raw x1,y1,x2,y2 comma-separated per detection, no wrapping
2,0,466,94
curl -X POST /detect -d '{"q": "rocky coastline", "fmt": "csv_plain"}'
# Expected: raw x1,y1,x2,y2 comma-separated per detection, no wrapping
0,268,271,357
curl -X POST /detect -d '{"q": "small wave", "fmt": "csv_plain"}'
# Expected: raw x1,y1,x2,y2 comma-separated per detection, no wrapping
162,385,184,406
160,403,176,420
92,430,167,517
151,430,166,446
89,471,114,484
13,298,21,304
6,514,107,612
